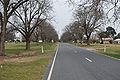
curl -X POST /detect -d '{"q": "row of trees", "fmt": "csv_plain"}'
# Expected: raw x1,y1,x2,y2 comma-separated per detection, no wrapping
0,0,58,56
32,21,58,42
61,22,120,43
61,21,84,42
62,0,104,45
6,21,58,43
61,0,120,45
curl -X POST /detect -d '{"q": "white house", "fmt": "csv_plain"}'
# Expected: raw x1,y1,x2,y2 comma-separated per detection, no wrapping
114,39,120,44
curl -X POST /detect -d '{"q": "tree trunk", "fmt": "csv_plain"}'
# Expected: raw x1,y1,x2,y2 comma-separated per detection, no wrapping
0,23,6,56
0,35,5,56
26,37,30,50
0,12,7,56
86,36,90,45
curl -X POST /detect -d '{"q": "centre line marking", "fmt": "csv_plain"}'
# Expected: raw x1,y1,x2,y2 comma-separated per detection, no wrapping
85,58,93,62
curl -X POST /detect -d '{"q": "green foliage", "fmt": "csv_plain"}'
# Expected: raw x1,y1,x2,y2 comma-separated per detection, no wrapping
98,27,116,39
106,26,116,37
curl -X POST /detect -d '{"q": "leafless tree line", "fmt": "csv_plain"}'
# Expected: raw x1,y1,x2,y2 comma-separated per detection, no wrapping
61,21,84,42
32,21,58,43
61,0,120,45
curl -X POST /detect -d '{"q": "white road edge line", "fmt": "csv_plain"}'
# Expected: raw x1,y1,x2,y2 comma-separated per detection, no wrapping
85,58,93,62
47,44,59,80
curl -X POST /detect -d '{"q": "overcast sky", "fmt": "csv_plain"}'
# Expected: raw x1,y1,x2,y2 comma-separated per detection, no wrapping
52,0,73,38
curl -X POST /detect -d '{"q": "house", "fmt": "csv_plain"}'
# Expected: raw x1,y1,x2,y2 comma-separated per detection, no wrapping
114,39,120,44
102,38,113,44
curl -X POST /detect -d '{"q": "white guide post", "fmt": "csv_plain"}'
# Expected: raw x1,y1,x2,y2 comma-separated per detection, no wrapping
41,46,44,53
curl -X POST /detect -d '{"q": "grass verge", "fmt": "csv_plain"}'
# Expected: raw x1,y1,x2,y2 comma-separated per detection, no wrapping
74,43,120,59
0,42,57,80
0,58,49,80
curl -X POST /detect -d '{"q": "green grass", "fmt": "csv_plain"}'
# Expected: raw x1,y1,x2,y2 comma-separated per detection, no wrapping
5,43,26,55
0,58,49,80
74,43,120,59
102,53,120,59
100,45,120,59
5,42,56,56
0,42,57,80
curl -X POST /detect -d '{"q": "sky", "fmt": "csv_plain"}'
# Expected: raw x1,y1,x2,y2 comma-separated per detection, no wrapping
52,0,73,38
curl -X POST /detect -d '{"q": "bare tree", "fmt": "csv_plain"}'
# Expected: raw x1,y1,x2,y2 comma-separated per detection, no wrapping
9,0,52,50
68,0,120,25
64,21,84,42
0,0,29,56
61,21,84,42
44,24,58,42
33,21,58,42
67,0,120,44
74,0,104,45
33,21,48,42
61,31,73,42
5,25,16,41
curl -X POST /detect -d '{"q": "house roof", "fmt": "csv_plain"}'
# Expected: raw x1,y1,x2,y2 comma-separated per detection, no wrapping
102,38,113,41
114,39,120,41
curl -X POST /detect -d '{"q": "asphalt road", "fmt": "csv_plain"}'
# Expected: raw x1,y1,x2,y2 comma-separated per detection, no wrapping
46,43,120,80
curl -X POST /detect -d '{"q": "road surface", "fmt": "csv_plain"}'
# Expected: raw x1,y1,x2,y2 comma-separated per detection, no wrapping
46,43,120,80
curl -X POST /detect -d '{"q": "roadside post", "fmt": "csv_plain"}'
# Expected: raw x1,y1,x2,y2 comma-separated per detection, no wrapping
41,46,44,53
104,44,106,52
1,65,3,68
103,38,106,53
103,38,113,53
